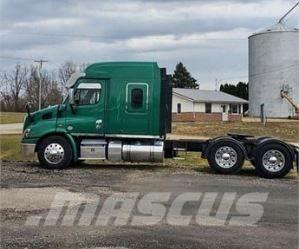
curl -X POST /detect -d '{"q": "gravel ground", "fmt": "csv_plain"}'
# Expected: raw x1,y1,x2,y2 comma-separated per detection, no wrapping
0,161,298,249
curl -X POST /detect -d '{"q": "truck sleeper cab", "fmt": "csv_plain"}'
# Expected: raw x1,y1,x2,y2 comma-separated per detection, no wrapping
21,62,298,179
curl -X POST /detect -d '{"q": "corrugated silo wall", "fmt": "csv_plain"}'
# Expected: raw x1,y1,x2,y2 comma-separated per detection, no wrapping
248,31,299,118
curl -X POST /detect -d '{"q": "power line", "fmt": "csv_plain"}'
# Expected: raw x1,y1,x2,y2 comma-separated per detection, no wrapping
1,57,298,85
219,63,299,82
219,75,248,82
0,55,36,61
5,32,248,41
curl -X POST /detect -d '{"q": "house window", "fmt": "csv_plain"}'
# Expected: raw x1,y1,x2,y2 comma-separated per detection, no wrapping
230,104,238,114
205,103,212,113
177,103,181,113
221,105,226,113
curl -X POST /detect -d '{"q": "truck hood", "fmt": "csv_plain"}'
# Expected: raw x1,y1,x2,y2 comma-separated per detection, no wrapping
23,105,59,131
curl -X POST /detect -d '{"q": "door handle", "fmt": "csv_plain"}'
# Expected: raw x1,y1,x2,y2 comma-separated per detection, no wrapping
96,119,102,129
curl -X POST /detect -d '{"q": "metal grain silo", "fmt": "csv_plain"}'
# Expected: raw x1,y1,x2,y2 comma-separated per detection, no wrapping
248,23,299,118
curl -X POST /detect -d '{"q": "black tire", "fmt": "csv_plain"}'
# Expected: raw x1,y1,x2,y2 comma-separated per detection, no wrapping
255,143,292,178
37,136,73,169
207,140,245,174
250,137,271,168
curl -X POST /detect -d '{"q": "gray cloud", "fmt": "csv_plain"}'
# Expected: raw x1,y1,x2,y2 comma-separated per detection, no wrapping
0,0,298,88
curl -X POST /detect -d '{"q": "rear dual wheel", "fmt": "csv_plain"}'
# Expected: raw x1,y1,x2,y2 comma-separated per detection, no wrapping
207,141,245,174
255,143,292,179
207,140,293,178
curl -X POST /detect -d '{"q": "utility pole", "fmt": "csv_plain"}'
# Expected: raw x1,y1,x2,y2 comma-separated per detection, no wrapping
34,59,48,110
215,78,219,91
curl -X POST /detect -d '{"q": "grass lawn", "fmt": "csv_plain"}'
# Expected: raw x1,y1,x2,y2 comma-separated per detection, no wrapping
0,112,26,124
172,121,299,143
0,133,297,179
0,135,32,161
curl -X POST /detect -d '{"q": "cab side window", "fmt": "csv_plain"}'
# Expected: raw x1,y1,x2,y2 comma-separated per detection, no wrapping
74,83,101,105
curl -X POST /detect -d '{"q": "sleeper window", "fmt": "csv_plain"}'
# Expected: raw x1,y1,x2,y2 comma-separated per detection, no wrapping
126,83,148,113
131,88,143,108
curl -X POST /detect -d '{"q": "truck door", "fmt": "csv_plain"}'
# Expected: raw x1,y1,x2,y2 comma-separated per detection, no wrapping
66,80,105,135
122,83,149,134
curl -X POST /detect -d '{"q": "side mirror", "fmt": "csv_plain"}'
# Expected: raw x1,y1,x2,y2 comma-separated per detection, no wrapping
25,102,33,121
58,104,66,112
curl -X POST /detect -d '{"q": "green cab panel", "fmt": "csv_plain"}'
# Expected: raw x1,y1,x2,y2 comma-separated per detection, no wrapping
84,62,162,137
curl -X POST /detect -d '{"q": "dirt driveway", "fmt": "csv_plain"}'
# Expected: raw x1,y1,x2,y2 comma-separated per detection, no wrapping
0,161,298,249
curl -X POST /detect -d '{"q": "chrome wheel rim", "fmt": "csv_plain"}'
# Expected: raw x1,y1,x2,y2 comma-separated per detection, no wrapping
44,143,64,164
215,146,237,168
262,149,285,172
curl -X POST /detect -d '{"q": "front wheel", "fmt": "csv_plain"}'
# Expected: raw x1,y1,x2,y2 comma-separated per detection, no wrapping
207,141,245,174
37,136,73,169
255,144,292,178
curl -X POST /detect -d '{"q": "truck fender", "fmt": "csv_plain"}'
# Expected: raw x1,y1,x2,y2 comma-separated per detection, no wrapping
253,138,295,162
65,133,79,162
202,136,247,159
36,132,79,162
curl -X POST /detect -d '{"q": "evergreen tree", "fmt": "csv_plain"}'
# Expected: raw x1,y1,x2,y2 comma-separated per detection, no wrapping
172,62,198,88
220,82,248,111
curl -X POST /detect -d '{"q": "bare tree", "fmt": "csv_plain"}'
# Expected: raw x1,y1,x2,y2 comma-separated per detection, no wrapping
1,61,84,112
43,71,63,106
79,63,87,73
0,92,13,111
24,66,63,110
0,72,11,111
58,61,77,88
2,64,28,111
24,66,39,110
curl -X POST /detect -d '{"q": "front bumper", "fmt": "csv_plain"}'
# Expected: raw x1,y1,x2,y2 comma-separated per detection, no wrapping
21,143,36,157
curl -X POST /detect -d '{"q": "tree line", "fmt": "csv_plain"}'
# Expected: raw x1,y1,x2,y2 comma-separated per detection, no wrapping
220,82,249,111
172,62,248,110
0,62,83,112
1,61,248,112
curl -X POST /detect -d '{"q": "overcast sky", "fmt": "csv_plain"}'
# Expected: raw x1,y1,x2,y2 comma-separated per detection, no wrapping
0,0,298,89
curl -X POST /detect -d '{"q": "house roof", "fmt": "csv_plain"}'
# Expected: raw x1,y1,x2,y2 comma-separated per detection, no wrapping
173,88,248,104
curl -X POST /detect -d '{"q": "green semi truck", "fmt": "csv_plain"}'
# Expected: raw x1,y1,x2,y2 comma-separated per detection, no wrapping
22,62,298,178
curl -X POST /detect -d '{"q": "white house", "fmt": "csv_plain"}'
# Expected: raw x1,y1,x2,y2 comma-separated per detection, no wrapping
172,88,248,122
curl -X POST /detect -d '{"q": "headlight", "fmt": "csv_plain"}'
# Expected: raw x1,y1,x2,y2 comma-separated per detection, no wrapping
23,128,31,138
